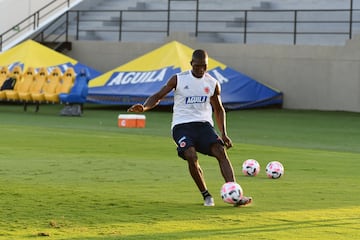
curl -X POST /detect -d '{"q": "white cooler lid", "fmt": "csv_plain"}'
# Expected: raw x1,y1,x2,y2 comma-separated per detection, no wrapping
118,114,146,119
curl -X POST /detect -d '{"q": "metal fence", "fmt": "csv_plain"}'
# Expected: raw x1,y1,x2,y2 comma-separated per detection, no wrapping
0,0,78,52
2,3,360,51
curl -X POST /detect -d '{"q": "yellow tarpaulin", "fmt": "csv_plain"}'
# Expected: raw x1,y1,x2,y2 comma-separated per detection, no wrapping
89,41,225,87
0,40,77,71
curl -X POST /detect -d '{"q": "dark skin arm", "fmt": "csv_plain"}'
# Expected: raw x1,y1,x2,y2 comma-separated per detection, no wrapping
127,75,177,112
210,82,233,149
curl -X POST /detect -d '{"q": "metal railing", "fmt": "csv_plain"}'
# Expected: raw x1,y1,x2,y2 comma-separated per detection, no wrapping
0,0,79,52
40,8,360,46
3,5,360,50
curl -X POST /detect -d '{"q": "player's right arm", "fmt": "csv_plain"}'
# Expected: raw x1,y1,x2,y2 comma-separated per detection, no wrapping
127,75,177,113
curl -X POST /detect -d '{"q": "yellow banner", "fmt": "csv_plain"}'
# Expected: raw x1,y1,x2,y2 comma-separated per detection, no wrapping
89,41,225,87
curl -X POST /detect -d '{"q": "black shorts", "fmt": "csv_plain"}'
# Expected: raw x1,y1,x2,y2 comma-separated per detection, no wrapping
172,121,224,160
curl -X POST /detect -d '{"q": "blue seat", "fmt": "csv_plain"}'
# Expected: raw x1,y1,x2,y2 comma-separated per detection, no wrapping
59,69,90,104
59,69,90,116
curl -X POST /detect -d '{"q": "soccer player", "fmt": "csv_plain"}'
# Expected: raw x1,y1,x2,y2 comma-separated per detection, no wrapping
128,49,252,207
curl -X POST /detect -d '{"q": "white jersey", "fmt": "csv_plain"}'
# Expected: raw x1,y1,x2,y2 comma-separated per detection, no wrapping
171,70,218,129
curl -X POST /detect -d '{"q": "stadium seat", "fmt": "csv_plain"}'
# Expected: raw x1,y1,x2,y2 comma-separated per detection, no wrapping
19,67,48,109
11,65,23,78
59,68,90,116
5,67,36,101
0,66,10,100
44,67,75,103
63,67,76,80
0,66,23,100
31,67,62,103
0,66,10,83
31,67,62,112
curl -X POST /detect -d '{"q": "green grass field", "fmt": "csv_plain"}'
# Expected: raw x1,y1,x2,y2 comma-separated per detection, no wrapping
0,104,359,240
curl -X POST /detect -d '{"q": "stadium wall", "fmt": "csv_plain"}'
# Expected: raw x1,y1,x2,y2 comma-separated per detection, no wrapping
67,32,360,112
0,0,53,33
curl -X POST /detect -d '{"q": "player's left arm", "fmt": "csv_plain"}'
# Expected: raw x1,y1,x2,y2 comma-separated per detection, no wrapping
210,82,233,149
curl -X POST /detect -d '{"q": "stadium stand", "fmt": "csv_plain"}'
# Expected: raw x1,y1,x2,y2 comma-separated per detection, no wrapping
68,0,359,45
1,0,358,53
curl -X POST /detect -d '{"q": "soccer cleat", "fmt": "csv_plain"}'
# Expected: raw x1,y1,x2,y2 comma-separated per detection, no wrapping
234,196,252,207
204,196,215,207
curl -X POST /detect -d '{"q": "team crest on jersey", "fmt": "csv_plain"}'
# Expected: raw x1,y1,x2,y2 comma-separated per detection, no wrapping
185,96,207,104
204,87,210,94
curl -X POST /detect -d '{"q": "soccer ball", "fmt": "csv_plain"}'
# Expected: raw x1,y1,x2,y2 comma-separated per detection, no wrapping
265,161,284,179
242,159,260,176
220,182,243,204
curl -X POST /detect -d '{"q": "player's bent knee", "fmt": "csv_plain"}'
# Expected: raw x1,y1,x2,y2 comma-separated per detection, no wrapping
211,143,226,156
184,147,197,161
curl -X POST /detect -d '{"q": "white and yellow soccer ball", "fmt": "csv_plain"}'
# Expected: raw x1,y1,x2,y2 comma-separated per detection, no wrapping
242,159,260,176
265,161,284,179
220,182,243,204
